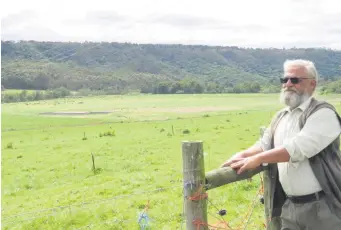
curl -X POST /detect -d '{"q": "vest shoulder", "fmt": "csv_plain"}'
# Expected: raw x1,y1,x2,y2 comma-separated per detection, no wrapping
310,98,338,112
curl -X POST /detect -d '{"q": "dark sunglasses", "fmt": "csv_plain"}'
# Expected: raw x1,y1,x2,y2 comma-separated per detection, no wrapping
280,77,311,84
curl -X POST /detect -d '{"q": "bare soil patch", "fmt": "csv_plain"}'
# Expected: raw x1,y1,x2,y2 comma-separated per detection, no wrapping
39,111,112,116
135,106,238,113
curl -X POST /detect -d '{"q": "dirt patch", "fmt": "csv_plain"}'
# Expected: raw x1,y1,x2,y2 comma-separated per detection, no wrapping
40,111,112,116
135,106,239,113
39,106,237,116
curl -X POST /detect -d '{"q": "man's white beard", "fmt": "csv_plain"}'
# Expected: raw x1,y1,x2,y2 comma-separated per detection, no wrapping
279,88,310,109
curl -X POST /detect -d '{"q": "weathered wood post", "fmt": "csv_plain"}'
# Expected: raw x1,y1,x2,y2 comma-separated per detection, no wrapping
182,141,208,230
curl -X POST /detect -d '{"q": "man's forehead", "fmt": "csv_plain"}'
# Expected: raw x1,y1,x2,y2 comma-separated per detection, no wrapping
285,66,307,76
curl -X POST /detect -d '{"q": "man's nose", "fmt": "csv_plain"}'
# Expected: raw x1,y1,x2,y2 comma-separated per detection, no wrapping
285,78,294,87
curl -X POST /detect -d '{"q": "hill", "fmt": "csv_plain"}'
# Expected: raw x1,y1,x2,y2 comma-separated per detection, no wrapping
1,40,341,94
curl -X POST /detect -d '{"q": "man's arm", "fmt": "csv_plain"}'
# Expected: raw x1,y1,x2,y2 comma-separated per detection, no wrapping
256,146,290,163
240,145,264,157
256,108,340,163
283,108,341,162
231,108,341,174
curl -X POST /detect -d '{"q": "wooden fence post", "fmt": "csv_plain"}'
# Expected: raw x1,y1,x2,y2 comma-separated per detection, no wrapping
182,141,208,230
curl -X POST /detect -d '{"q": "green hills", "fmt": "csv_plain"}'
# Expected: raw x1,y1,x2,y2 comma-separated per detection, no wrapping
1,40,341,94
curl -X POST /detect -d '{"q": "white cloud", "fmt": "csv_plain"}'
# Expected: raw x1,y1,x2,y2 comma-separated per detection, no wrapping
1,0,341,49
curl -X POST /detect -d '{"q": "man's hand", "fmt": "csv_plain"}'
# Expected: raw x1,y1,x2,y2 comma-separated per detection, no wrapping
220,152,246,168
230,155,262,174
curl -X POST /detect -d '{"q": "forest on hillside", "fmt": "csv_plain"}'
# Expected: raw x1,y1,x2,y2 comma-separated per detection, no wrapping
1,40,341,103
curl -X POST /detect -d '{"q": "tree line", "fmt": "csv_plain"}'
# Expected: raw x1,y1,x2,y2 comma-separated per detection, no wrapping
3,78,340,104
1,40,340,99
1,88,71,103
141,79,280,94
1,80,281,103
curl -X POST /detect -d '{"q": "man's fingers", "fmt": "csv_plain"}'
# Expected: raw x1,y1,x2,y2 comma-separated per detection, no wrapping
231,158,244,163
237,165,247,174
228,158,244,165
237,166,244,174
221,158,245,168
230,160,245,169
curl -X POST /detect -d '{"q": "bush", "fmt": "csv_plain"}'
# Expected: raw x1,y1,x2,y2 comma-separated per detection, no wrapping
99,130,116,137
6,142,13,149
182,129,190,134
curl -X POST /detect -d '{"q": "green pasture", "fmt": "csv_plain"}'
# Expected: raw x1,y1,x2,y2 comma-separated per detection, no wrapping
2,93,341,230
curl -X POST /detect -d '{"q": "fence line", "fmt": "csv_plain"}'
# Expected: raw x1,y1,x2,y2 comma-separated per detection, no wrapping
2,184,183,222
3,168,255,220
73,195,260,230
3,174,224,222
74,217,137,230
3,175,262,230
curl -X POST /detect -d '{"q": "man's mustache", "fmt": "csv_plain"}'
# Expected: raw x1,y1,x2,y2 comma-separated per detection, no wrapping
283,88,298,93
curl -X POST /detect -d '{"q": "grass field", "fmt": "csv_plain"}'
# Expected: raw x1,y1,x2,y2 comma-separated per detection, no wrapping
2,93,341,230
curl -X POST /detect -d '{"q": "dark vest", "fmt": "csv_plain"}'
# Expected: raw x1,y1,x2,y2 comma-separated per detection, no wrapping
266,98,341,218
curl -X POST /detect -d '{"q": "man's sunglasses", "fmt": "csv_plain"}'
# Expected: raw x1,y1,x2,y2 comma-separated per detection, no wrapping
280,77,311,84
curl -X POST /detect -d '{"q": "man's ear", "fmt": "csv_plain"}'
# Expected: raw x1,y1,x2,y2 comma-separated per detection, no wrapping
311,80,317,90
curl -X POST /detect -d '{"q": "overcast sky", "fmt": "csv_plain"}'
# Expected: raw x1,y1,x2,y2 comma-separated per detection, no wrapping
1,0,341,49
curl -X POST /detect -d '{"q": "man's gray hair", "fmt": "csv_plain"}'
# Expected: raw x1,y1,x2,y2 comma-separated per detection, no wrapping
283,59,319,83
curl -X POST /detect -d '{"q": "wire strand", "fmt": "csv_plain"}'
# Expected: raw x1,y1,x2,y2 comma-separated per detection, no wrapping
2,184,182,221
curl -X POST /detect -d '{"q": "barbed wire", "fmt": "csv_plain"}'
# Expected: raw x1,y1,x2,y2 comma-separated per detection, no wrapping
2,184,183,222
2,172,234,221
2,176,263,230
74,217,137,230
207,198,229,227
73,192,260,230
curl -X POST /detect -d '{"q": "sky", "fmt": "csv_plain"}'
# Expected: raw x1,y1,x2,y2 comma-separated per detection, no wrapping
1,0,341,49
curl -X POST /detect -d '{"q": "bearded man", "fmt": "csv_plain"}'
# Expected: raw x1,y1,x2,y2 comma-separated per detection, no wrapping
221,59,341,230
